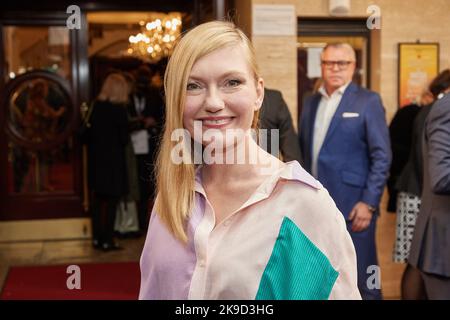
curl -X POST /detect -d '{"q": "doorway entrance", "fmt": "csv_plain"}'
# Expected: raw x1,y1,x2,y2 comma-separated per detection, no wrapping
0,16,89,221
0,1,227,224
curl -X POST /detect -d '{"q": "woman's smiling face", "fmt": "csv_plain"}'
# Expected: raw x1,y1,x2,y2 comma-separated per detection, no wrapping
183,44,264,148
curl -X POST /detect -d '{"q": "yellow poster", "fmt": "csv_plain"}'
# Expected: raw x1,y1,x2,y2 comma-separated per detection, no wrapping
399,43,439,107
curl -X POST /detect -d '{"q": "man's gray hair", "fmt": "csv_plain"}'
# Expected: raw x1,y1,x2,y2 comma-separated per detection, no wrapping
321,43,356,61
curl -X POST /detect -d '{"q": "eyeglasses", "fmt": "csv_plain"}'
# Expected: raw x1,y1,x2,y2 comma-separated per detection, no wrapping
321,60,354,70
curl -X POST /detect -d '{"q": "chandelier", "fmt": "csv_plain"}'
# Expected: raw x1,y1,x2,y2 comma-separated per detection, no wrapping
128,13,182,63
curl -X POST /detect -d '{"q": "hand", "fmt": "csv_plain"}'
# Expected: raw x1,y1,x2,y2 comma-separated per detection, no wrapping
348,202,373,232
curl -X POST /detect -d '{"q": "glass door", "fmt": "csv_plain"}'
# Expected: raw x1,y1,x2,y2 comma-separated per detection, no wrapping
0,16,89,220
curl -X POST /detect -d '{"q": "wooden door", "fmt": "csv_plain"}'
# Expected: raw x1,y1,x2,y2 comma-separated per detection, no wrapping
0,12,90,220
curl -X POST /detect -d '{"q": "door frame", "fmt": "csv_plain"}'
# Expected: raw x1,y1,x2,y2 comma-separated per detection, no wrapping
0,11,89,220
0,1,226,221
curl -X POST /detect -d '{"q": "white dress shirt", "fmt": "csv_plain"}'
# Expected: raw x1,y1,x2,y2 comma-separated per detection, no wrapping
311,82,351,178
133,94,146,115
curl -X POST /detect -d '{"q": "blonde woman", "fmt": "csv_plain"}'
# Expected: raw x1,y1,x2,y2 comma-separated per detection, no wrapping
87,73,129,251
139,21,361,300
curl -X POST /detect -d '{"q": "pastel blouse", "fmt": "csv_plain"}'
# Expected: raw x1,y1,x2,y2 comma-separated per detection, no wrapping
139,161,361,300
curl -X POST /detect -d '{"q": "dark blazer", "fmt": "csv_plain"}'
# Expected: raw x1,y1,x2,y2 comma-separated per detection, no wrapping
395,104,433,197
128,88,164,134
128,87,165,158
87,100,129,197
299,82,391,219
386,104,420,211
259,88,302,162
409,93,450,277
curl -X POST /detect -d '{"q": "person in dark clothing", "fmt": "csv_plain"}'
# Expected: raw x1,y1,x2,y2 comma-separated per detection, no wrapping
128,66,165,232
409,81,450,300
87,73,130,251
386,102,421,212
392,100,433,262
259,88,302,163
396,69,450,299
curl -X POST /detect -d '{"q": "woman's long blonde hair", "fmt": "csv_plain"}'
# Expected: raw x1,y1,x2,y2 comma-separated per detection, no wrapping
156,21,262,243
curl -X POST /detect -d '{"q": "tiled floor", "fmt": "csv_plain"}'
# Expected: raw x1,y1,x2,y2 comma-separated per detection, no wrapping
0,192,405,299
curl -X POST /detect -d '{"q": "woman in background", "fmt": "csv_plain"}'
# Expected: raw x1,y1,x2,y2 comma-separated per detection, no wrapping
409,78,450,299
87,73,129,251
397,69,450,299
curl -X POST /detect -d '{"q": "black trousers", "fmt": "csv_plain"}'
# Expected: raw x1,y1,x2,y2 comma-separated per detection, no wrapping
92,193,119,245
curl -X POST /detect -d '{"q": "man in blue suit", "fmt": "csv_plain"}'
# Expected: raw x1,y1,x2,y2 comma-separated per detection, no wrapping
299,43,391,300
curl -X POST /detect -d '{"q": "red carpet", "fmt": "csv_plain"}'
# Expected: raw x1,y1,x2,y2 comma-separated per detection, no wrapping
1,262,140,300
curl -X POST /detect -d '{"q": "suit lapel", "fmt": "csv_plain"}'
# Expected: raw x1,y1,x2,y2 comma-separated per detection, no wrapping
322,82,359,146
308,94,322,165
128,95,138,117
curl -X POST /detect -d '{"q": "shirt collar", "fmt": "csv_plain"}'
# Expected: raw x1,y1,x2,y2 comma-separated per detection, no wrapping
279,161,322,189
318,81,351,99
194,160,321,198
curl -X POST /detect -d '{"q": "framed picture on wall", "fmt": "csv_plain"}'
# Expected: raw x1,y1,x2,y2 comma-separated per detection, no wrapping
398,42,439,108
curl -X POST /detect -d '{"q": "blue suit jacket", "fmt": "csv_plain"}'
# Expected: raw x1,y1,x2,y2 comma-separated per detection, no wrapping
299,82,391,219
